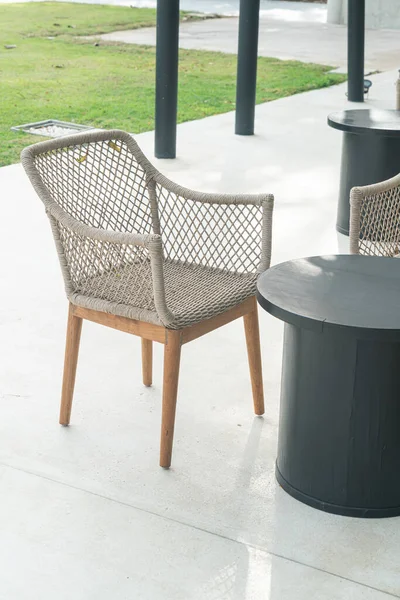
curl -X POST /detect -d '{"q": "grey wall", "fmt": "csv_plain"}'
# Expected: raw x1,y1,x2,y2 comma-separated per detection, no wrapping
328,0,400,29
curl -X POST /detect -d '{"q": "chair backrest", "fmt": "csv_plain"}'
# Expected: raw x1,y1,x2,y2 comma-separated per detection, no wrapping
20,130,172,323
350,173,400,257
22,129,158,236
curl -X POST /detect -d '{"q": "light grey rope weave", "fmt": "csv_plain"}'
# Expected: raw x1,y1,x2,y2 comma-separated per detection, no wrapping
350,173,400,257
21,129,274,329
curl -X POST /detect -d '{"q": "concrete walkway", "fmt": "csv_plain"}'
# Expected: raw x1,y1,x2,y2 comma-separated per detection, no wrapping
97,12,400,72
0,0,327,18
3,0,399,70
102,0,327,19
1,70,400,599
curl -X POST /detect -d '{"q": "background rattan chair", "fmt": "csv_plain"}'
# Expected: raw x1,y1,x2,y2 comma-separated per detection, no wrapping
21,129,274,468
350,173,400,256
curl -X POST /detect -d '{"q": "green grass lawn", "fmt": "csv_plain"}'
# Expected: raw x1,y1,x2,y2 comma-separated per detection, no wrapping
0,2,346,166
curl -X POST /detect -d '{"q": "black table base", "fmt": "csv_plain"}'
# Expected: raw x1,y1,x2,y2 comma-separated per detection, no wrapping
337,132,400,236
328,110,400,237
277,323,400,518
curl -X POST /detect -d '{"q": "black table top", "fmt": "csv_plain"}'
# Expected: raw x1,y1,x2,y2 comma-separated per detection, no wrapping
257,255,400,339
328,109,400,137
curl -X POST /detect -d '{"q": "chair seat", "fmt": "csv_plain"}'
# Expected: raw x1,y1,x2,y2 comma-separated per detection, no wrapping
70,260,257,330
163,261,257,329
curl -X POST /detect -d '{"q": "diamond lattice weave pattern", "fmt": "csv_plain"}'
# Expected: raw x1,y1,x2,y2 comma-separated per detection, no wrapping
34,139,154,235
22,130,273,329
57,221,156,312
358,187,400,257
156,183,264,274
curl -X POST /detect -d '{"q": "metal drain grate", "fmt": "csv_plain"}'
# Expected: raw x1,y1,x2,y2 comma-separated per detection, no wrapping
12,119,94,138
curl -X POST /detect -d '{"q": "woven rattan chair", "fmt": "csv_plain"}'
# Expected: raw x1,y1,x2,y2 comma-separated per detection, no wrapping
21,129,274,468
350,173,400,256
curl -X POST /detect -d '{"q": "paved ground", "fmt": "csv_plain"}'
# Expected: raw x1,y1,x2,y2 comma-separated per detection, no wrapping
0,0,326,18
1,70,400,599
3,0,399,70
131,0,327,16
88,0,326,18
96,11,400,72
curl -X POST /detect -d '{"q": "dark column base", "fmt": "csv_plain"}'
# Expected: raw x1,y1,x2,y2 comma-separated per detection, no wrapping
336,132,400,236
277,323,400,518
276,465,400,518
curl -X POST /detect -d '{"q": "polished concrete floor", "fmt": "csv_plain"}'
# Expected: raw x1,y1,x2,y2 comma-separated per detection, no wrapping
97,11,400,73
1,71,400,598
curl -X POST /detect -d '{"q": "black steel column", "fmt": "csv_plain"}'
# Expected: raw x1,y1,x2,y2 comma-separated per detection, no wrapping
347,0,365,102
235,0,261,135
155,0,180,158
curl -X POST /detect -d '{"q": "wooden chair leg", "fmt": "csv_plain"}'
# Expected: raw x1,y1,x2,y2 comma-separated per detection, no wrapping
160,330,182,468
141,338,153,387
243,298,265,416
60,304,83,425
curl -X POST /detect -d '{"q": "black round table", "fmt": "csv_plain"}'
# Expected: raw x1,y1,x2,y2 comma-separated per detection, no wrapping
328,109,400,236
257,255,400,518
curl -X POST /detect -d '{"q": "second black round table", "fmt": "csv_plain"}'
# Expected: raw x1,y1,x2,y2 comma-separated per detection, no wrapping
257,255,400,518
328,109,400,236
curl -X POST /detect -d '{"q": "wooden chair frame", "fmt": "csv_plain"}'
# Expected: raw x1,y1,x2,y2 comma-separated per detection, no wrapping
62,296,264,468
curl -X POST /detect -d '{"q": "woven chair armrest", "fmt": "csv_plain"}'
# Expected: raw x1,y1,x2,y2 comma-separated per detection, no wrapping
350,173,400,255
46,201,159,249
152,171,273,207
46,202,174,325
351,172,400,201
150,175,274,274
